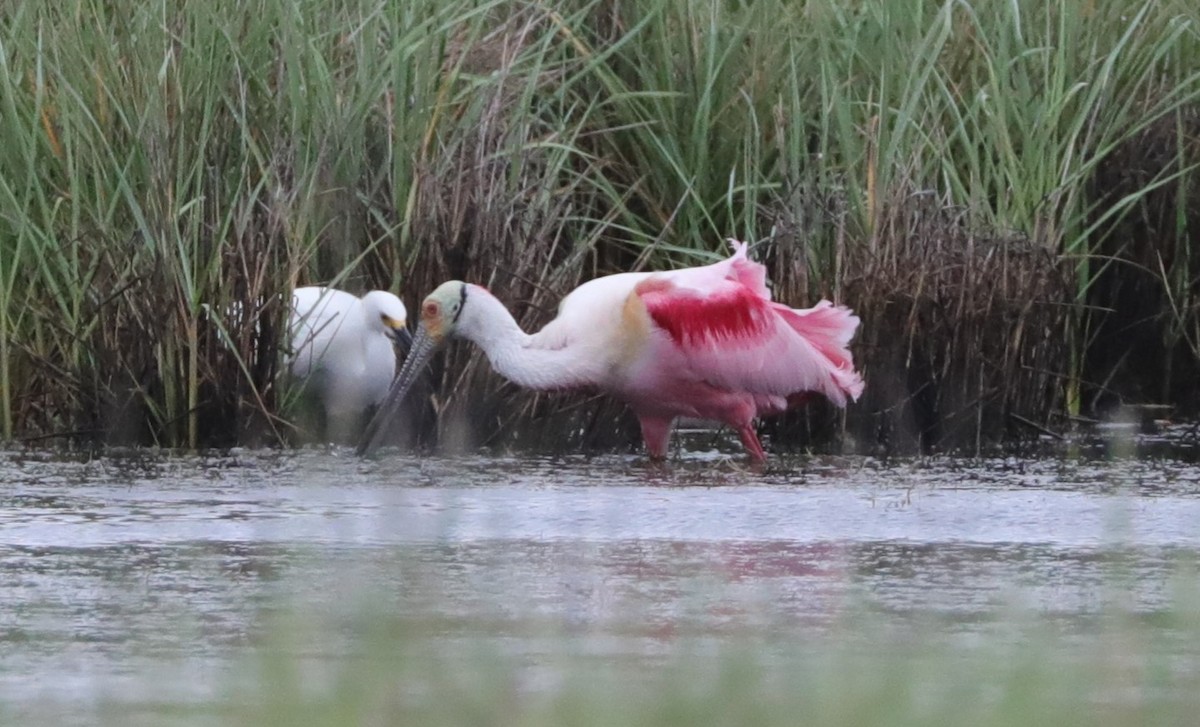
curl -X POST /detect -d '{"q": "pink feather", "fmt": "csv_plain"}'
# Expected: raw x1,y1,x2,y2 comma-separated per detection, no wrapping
603,239,864,459
631,247,863,408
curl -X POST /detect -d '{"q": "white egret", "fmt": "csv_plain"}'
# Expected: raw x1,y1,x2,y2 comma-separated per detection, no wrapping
287,287,412,442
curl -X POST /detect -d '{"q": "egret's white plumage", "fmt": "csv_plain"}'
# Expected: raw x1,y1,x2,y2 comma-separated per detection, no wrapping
287,287,410,441
360,240,863,460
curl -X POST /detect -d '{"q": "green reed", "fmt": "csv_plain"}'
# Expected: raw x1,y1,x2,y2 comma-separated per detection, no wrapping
1,0,1198,448
0,0,512,445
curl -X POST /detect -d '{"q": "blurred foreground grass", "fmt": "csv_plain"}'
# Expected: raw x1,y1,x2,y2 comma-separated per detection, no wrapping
11,599,1195,727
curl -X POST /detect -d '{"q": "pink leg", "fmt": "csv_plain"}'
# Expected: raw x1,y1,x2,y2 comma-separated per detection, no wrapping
638,415,675,460
737,424,767,463
707,397,767,463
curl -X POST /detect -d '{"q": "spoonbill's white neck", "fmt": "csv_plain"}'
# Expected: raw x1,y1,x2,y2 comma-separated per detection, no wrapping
457,290,605,392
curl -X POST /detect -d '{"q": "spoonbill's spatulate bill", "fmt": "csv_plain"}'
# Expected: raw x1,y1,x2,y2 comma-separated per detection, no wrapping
288,287,411,442
358,240,863,460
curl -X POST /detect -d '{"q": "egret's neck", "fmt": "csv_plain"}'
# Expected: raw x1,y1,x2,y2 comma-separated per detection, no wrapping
358,307,381,360
460,293,604,391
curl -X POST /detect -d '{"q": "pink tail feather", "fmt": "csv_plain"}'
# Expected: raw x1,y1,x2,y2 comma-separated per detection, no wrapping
775,301,865,403
724,239,864,405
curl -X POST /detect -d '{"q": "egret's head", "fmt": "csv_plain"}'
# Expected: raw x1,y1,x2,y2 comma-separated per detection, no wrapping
362,290,413,350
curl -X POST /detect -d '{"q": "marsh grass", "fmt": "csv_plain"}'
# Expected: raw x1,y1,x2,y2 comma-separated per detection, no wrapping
2,0,1199,450
33,598,1200,727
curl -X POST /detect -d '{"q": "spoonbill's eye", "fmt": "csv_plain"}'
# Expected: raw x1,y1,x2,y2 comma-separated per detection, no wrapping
423,301,440,318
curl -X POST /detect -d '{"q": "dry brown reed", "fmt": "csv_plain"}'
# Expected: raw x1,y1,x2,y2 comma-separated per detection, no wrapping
844,196,1072,453
1084,110,1200,416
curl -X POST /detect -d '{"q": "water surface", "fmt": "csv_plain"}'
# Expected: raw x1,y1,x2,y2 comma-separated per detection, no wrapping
2,432,1199,722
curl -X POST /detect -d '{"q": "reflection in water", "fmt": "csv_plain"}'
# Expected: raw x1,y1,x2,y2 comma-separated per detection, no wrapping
0,435,1199,718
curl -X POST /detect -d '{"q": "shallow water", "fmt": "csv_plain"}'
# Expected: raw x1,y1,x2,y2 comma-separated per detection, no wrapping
2,429,1200,722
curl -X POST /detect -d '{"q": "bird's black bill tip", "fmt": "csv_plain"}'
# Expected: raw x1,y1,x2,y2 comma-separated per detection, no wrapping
391,326,414,354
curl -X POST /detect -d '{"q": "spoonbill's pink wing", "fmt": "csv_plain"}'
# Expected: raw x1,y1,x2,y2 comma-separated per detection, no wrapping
634,274,863,407
655,238,771,299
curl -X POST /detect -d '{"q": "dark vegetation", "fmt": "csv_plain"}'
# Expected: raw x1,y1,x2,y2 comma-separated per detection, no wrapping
1,0,1198,453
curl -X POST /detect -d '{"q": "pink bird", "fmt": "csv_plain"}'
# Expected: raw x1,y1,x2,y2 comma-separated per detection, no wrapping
358,240,864,461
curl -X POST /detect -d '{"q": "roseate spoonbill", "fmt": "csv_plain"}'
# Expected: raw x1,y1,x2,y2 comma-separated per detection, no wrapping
288,287,412,441
358,240,863,460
